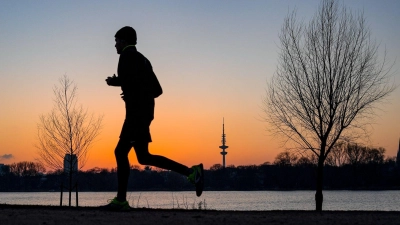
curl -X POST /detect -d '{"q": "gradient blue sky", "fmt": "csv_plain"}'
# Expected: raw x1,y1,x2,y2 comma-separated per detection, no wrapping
0,0,399,170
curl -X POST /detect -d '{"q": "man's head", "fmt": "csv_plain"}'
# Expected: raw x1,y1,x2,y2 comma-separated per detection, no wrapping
114,26,137,54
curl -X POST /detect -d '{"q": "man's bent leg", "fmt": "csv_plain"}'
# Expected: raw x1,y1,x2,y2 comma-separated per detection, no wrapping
133,141,191,176
115,138,132,201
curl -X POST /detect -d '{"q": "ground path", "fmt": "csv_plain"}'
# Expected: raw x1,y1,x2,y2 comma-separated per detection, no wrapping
1,204,399,225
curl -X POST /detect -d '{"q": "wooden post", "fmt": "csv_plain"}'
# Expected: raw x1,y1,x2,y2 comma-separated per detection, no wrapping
75,182,78,207
60,183,63,206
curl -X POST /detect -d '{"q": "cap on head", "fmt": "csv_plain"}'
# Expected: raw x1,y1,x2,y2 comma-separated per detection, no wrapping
115,26,137,45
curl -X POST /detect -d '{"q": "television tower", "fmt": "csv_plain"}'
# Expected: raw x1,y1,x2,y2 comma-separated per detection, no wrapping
219,118,229,168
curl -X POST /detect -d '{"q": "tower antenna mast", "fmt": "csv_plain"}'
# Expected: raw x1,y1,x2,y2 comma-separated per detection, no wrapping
219,118,229,168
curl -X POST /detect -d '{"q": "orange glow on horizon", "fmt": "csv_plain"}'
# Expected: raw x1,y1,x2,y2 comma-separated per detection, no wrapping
1,1,399,173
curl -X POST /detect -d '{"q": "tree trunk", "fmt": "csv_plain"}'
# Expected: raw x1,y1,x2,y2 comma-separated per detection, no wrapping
315,155,324,211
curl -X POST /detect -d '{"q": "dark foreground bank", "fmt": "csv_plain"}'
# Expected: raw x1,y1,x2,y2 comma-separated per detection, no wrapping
1,204,399,225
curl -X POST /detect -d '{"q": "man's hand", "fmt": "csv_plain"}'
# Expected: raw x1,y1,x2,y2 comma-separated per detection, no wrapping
106,74,117,86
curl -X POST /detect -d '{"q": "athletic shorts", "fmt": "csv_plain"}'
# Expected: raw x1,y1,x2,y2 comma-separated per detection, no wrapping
119,117,152,142
119,99,154,142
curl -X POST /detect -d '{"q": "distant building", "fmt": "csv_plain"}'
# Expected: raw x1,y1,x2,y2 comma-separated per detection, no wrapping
64,154,78,173
0,163,10,175
0,164,5,175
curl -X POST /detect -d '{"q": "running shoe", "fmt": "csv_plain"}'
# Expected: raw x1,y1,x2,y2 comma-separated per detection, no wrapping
100,197,131,211
188,163,204,197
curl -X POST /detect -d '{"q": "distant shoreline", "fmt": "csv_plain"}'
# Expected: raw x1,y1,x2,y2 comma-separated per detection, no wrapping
1,188,400,192
1,204,400,225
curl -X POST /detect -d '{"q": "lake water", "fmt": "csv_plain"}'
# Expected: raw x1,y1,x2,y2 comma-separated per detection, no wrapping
1,191,400,211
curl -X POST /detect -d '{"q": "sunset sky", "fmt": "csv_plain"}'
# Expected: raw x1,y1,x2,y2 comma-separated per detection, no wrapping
0,0,399,171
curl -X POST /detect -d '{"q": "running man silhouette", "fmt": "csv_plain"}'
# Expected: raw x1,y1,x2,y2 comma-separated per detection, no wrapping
102,26,204,211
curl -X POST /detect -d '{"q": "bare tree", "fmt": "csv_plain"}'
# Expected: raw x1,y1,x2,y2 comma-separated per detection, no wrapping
274,151,298,166
345,142,367,166
9,161,46,176
325,141,347,167
364,147,385,164
36,75,103,206
263,0,395,211
296,156,315,167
